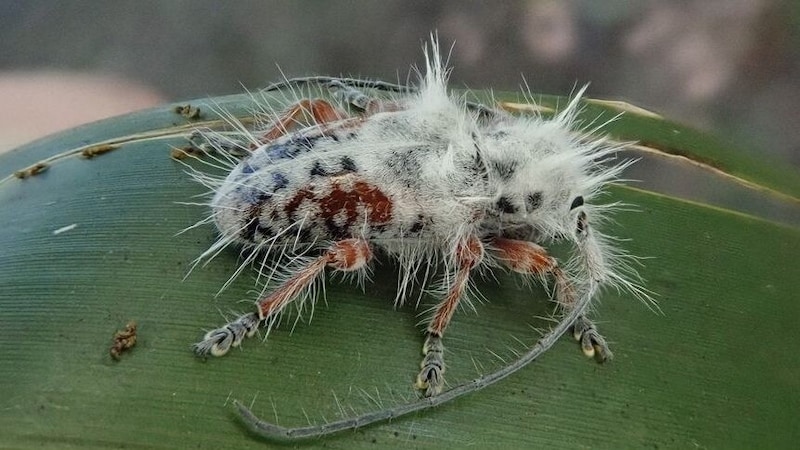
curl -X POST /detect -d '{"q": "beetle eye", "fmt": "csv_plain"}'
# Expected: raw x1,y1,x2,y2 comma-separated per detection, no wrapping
569,196,584,210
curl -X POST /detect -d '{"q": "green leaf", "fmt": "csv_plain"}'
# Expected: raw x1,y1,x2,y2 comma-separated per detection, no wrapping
1,91,798,449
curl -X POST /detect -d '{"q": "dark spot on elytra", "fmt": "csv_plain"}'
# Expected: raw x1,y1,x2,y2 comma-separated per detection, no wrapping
386,148,421,183
264,133,335,161
242,217,259,242
241,193,275,241
310,161,328,177
372,223,389,234
311,156,357,178
526,192,543,212
472,149,489,181
256,225,275,238
269,208,281,221
570,196,584,210
240,163,258,174
294,134,317,149
492,160,517,181
386,148,421,178
272,172,289,190
238,188,272,208
496,196,517,214
409,214,426,233
266,142,301,160
340,156,357,173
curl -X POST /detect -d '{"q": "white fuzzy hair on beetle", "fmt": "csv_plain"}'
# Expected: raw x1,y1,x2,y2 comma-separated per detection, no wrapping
179,35,652,440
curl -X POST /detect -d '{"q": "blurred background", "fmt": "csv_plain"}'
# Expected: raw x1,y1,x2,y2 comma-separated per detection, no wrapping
1,0,798,169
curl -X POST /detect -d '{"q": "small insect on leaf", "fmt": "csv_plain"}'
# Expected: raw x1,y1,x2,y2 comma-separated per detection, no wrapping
174,104,202,120
170,145,208,160
82,143,119,159
14,162,48,179
110,321,137,361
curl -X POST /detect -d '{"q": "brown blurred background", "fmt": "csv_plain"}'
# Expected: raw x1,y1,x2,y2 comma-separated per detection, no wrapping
1,0,798,168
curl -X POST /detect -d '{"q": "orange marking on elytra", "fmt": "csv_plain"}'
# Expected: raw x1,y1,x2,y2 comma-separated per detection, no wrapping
284,174,394,228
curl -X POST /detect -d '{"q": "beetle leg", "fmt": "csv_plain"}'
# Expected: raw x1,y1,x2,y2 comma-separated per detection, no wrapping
259,99,349,143
194,238,372,358
416,235,484,396
489,237,612,362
